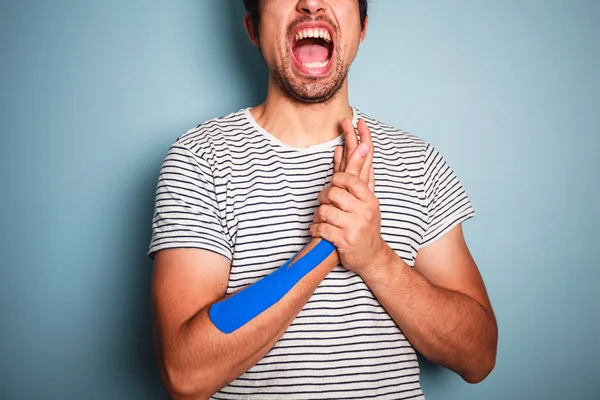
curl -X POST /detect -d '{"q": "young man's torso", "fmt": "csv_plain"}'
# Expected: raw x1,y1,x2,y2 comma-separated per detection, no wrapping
150,108,474,399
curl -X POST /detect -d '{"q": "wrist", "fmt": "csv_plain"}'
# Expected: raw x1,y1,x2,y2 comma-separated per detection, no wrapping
358,243,402,284
306,238,339,273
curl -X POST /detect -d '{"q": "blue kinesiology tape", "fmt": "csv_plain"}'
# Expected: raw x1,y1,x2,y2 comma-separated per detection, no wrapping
209,239,336,334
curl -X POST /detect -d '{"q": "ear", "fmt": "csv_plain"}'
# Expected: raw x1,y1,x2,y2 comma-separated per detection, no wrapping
244,13,260,47
359,15,368,42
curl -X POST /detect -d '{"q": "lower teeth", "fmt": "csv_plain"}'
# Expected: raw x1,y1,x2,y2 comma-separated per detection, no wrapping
302,60,329,69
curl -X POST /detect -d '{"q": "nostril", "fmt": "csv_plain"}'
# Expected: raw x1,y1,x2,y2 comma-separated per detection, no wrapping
300,7,324,14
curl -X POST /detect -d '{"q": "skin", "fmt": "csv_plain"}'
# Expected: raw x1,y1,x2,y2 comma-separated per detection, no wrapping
152,0,498,398
311,157,498,383
244,0,367,149
153,136,372,400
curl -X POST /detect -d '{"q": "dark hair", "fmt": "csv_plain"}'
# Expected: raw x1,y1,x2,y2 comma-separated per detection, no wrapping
243,0,369,32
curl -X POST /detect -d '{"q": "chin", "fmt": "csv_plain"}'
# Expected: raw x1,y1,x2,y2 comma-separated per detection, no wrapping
272,61,347,104
266,18,350,103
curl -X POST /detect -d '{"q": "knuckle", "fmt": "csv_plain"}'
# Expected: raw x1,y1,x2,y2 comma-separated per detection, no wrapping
331,173,342,187
311,224,322,236
319,205,329,219
329,187,341,202
371,196,380,209
319,189,330,204
344,232,355,246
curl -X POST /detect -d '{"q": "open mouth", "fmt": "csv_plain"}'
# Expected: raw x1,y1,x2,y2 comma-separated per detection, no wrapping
291,25,334,74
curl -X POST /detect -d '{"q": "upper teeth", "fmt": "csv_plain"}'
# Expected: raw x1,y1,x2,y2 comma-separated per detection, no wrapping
294,29,332,43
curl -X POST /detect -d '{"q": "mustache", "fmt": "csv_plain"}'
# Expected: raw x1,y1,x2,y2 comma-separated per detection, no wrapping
286,14,339,38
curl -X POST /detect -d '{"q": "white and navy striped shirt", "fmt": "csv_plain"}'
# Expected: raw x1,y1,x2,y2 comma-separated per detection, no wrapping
149,108,475,399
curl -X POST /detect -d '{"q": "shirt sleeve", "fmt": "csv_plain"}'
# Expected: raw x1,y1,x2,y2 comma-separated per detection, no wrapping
148,142,232,261
420,144,476,247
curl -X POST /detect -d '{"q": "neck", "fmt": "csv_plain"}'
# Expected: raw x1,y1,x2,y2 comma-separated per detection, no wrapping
249,78,353,148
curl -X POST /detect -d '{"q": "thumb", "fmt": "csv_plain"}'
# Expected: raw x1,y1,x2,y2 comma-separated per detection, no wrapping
345,142,369,177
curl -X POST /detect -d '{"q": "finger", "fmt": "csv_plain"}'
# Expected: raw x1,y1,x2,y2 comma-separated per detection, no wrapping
368,165,375,192
313,210,323,223
342,118,358,154
315,204,353,230
344,141,369,178
320,185,359,213
357,119,372,147
330,172,374,203
359,147,373,186
317,187,333,205
333,146,343,174
357,119,373,184
341,118,358,173
310,223,343,246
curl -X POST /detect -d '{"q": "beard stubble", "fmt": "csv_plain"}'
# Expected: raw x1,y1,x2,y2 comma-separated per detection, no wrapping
266,16,350,105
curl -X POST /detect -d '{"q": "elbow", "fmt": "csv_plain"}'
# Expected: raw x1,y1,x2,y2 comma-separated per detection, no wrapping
162,362,212,400
462,319,498,384
461,363,494,384
461,347,497,384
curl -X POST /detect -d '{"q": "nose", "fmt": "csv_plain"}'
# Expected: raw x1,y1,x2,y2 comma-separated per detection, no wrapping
296,0,327,16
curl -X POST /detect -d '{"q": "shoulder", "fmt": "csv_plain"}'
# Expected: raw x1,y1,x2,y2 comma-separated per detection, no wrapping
356,109,432,163
174,109,254,158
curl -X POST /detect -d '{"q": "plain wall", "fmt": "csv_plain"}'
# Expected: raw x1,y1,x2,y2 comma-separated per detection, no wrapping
1,0,598,399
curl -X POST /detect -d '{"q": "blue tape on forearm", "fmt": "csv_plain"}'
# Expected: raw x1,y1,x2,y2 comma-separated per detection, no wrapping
209,239,336,334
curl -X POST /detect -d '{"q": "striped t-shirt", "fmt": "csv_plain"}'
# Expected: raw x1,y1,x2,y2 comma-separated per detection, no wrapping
149,108,475,399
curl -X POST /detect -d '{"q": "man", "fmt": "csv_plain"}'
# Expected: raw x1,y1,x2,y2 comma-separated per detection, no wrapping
149,0,498,399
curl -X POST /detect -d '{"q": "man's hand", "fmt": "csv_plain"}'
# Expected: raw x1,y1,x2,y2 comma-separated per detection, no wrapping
311,119,389,275
335,119,375,190
312,120,497,384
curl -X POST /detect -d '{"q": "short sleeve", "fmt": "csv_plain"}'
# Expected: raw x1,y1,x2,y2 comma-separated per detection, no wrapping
420,144,475,247
148,143,232,261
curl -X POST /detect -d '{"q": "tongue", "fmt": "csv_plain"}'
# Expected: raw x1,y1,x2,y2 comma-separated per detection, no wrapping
294,44,329,63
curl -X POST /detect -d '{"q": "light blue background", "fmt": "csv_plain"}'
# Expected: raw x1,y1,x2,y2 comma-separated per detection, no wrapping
1,1,598,399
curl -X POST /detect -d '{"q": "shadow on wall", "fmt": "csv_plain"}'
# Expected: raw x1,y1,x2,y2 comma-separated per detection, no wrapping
121,3,268,399
123,167,169,400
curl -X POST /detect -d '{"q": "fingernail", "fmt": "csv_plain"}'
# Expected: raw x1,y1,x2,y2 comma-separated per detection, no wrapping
359,144,368,156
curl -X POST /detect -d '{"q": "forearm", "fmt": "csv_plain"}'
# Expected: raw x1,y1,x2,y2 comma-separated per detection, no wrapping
360,249,497,383
161,239,338,399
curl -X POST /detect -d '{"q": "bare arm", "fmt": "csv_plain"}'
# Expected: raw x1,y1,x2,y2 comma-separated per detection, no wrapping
152,239,338,399
358,224,498,383
152,117,372,398
310,122,496,383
